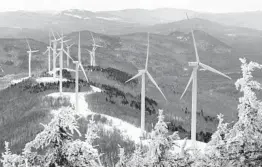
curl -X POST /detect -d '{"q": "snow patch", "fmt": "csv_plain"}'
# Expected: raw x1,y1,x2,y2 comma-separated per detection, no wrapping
36,77,68,84
177,36,183,40
96,16,121,21
10,76,30,85
171,140,207,154
46,85,143,143
64,13,82,19
227,33,237,37
90,85,102,93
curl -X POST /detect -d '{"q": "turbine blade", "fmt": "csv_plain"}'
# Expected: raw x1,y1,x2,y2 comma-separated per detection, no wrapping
69,43,74,48
199,63,232,80
63,39,71,43
48,31,51,46
145,32,150,69
63,49,74,61
186,13,199,62
43,49,48,54
90,32,95,44
78,32,81,61
95,44,102,47
125,71,144,83
25,38,31,50
0,66,4,72
180,70,194,100
79,63,89,82
56,32,61,38
51,29,56,40
146,71,167,101
85,49,92,54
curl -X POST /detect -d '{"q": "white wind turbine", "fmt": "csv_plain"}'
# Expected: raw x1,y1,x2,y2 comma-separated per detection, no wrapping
51,30,62,78
56,32,72,95
90,32,102,66
73,32,89,113
85,48,93,67
26,38,39,77
180,14,231,147
43,31,52,72
126,33,167,136
65,43,74,67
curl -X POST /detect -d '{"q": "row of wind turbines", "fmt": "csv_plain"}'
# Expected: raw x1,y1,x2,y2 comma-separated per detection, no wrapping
25,30,103,114
25,14,231,149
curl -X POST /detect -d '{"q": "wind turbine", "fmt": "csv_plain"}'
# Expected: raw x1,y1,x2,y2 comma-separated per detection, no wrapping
85,48,93,67
51,30,62,78
65,43,74,67
125,33,167,137
180,14,231,147
90,32,102,66
0,65,4,73
43,31,52,72
57,31,71,95
73,32,89,113
26,38,39,77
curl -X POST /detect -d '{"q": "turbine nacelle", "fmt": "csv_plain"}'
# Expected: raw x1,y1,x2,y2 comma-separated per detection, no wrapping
188,62,199,67
73,61,79,64
27,50,39,53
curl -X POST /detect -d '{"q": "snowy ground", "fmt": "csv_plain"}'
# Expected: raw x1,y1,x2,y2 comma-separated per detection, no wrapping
172,140,207,154
10,76,30,84
36,77,68,84
46,84,207,148
47,85,142,143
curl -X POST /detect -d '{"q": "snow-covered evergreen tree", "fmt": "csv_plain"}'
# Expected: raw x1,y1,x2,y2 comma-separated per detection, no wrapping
202,58,262,166
117,109,188,167
1,141,21,167
1,107,103,167
116,146,127,167
226,58,262,166
202,114,230,167
126,145,144,167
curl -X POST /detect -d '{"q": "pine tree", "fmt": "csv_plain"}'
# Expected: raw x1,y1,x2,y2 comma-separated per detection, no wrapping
225,58,262,166
203,114,230,167
126,145,145,167
1,107,103,167
202,58,262,166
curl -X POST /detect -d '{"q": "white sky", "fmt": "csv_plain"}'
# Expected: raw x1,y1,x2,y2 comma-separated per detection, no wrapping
1,0,262,13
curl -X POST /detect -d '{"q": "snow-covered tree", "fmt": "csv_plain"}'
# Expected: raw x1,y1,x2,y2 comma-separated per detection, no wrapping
1,107,103,167
116,146,127,167
117,109,189,167
202,58,262,166
202,114,230,167
226,58,262,166
126,145,144,167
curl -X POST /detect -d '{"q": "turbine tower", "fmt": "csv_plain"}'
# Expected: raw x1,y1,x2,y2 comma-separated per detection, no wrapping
65,43,74,67
73,32,89,113
26,38,39,77
57,32,71,95
90,32,102,66
43,31,53,72
85,48,93,67
180,14,231,147
125,33,167,137
51,30,62,78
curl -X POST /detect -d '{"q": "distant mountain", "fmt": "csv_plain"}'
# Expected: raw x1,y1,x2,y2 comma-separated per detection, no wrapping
0,9,262,37
198,11,262,31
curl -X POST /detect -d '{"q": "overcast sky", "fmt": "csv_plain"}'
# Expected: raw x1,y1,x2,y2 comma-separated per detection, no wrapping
1,0,262,13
